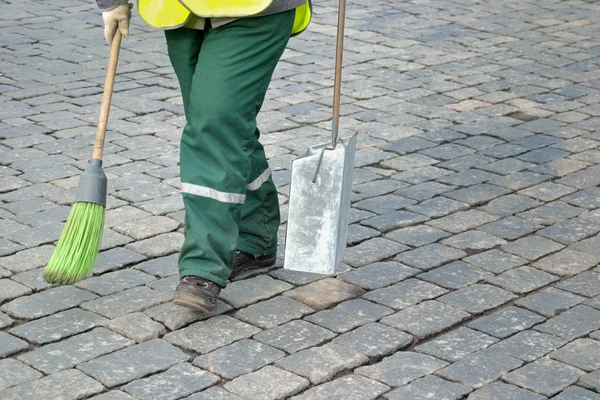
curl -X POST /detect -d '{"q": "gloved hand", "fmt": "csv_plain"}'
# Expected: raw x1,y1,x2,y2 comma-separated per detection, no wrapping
102,3,132,45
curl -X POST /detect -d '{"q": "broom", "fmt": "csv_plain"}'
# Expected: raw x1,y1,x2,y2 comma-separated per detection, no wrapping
44,31,122,285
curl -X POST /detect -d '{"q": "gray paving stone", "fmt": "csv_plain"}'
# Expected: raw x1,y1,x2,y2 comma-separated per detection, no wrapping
406,196,469,219
490,329,568,362
1,286,97,319
519,181,577,202
224,366,309,400
9,308,108,345
489,171,551,191
463,249,527,274
254,320,336,354
93,247,147,275
468,306,545,339
438,284,517,314
504,359,585,397
518,201,585,226
385,225,451,247
438,169,498,187
306,299,393,333
270,267,330,286
383,375,471,400
292,374,390,400
78,339,190,388
354,194,416,214
487,266,559,294
164,315,260,354
113,215,180,241
477,216,541,240
437,154,496,172
125,232,184,258
427,210,499,233
393,166,452,184
10,267,53,291
361,210,429,232
76,269,156,296
18,327,134,374
563,188,600,209
0,359,42,391
135,254,179,277
193,339,284,380
356,351,448,387
396,182,455,202
437,349,523,389
81,287,171,319
234,296,314,329
516,288,586,318
0,279,32,304
551,339,600,372
533,248,600,277
571,234,600,257
558,169,600,189
220,275,293,309
107,312,166,343
502,236,565,260
395,244,466,271
0,369,104,400
441,230,506,250
418,261,493,290
553,387,600,400
556,271,600,298
537,218,600,245
185,387,243,400
343,238,409,268
0,244,55,273
339,262,419,290
284,278,365,310
364,279,448,310
416,327,499,362
479,158,535,175
347,224,381,245
121,363,219,400
535,305,600,340
580,370,600,393
467,382,546,400
382,300,470,339
480,194,542,217
333,322,412,358
444,184,510,206
0,331,28,358
0,311,13,329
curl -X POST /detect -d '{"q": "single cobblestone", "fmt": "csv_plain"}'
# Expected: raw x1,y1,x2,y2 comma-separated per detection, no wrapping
356,352,448,387
0,369,104,400
383,375,471,400
292,375,390,400
17,327,133,374
467,382,546,400
78,339,190,388
284,278,365,310
504,359,585,397
224,366,309,400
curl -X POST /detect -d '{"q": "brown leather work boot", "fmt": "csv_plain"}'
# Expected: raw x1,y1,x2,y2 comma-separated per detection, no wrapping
173,276,220,312
230,250,276,280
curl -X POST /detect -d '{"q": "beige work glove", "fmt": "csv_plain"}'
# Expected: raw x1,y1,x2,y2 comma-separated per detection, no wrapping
102,3,132,45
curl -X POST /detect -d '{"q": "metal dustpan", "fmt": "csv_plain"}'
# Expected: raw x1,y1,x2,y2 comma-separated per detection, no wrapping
284,0,356,275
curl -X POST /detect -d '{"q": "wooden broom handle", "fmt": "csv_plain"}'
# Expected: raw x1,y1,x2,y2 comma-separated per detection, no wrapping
331,0,346,148
93,30,122,160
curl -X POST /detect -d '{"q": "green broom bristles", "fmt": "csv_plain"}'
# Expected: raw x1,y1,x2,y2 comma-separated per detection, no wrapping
43,201,105,285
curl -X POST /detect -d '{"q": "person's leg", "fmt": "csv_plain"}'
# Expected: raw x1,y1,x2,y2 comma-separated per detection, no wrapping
237,127,280,256
164,28,204,119
174,11,295,289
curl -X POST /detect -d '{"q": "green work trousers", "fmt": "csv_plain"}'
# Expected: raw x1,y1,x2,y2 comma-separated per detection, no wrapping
165,10,294,287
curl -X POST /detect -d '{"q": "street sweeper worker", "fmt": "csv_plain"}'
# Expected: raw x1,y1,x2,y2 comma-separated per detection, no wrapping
98,0,311,312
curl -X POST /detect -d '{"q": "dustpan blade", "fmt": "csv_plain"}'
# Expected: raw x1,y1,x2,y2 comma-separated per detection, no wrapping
284,134,357,274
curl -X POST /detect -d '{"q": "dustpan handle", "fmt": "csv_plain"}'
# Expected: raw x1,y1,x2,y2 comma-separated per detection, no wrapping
331,0,346,148
93,30,122,160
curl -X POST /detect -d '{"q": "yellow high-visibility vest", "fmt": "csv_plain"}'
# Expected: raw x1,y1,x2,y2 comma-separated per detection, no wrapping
137,0,311,36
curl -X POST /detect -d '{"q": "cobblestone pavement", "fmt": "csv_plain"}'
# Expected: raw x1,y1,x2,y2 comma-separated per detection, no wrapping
1,0,600,398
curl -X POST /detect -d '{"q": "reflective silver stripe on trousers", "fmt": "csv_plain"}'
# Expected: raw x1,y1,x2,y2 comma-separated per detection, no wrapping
181,182,246,204
247,167,272,191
